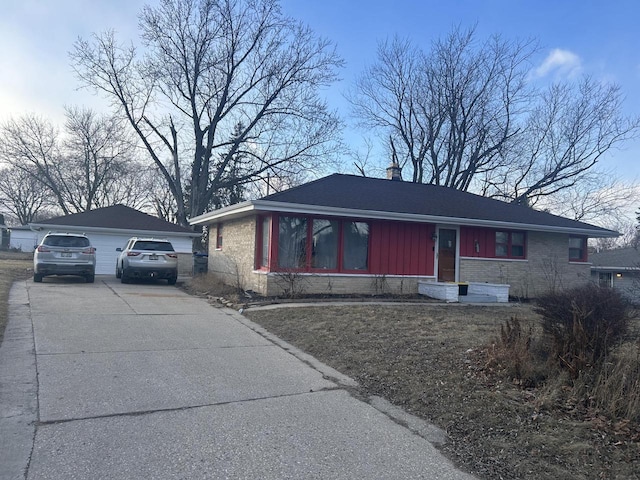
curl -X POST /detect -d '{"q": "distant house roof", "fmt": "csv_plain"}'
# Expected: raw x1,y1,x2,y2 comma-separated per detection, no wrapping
590,247,640,271
190,174,617,238
30,204,197,237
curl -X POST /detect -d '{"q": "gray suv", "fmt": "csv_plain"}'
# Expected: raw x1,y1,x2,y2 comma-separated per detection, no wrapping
116,237,178,285
33,232,96,283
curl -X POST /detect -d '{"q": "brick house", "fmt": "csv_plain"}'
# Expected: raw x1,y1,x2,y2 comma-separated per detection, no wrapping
189,173,617,299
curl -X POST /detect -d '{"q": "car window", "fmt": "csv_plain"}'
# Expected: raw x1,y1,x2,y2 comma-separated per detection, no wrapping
132,241,174,252
44,236,90,248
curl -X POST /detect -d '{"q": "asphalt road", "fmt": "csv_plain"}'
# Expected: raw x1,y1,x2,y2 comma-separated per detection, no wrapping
0,276,475,479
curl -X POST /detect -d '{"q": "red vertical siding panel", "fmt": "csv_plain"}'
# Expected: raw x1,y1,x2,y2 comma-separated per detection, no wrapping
416,226,425,274
369,221,380,274
421,225,431,274
393,223,401,275
389,223,398,274
406,225,414,275
370,221,439,276
375,222,386,274
408,225,420,274
460,227,470,256
400,223,408,274
377,221,386,273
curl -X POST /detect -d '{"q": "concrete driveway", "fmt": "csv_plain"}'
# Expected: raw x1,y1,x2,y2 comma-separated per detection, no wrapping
1,276,475,479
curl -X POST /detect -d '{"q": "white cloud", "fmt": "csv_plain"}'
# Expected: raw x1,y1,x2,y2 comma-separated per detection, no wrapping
533,48,582,79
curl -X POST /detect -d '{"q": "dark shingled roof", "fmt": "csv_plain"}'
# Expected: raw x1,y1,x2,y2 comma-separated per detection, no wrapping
262,174,615,234
35,204,193,234
590,247,640,268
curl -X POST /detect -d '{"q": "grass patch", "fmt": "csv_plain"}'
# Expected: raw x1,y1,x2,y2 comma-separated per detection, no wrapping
245,303,640,479
0,251,33,344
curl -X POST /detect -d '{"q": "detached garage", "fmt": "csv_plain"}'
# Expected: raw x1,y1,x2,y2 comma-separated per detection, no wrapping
29,205,200,275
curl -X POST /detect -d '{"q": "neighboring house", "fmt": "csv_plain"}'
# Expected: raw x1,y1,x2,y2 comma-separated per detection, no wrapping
189,173,618,299
590,247,640,303
0,220,9,249
7,225,39,252
28,205,199,275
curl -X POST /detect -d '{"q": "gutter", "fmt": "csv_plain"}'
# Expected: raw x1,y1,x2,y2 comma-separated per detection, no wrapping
590,265,640,271
189,200,618,238
28,223,200,238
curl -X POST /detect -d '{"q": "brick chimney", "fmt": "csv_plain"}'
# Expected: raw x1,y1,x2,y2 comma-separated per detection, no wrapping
386,161,402,181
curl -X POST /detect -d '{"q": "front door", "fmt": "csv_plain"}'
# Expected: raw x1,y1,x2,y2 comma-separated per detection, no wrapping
437,228,457,282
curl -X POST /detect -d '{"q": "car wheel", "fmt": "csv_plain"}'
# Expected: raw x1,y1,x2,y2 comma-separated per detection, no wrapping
167,275,177,286
121,269,130,284
115,265,121,279
86,274,95,283
33,273,43,283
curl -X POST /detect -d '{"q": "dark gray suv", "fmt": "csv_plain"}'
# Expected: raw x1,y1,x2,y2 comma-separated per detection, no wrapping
33,232,96,283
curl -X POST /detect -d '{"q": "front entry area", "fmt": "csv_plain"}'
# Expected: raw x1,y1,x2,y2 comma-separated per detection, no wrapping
437,228,457,282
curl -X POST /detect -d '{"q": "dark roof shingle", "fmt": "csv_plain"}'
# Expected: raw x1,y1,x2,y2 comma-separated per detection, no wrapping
590,247,640,268
262,174,614,234
34,205,193,234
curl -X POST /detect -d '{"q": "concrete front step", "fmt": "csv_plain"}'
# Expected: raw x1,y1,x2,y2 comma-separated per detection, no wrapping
459,294,498,303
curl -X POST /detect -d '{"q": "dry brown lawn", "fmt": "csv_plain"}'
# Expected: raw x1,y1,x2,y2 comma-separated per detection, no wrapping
244,303,640,480
0,252,33,344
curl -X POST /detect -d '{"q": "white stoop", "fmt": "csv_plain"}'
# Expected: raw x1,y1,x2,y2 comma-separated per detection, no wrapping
459,294,499,303
418,281,510,303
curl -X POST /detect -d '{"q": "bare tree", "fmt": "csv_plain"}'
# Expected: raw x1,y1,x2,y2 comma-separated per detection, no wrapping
0,165,53,224
535,172,637,224
61,106,139,211
349,28,534,187
488,78,640,205
349,26,639,208
0,109,148,214
0,114,69,212
70,0,343,228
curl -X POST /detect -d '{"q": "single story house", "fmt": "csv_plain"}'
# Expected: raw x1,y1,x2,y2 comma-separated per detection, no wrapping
189,173,618,299
590,247,639,303
0,219,9,249
27,205,199,275
7,225,39,252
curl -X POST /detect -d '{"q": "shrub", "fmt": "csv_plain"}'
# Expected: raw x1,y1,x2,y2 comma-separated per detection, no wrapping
534,284,629,378
485,316,547,387
591,342,640,423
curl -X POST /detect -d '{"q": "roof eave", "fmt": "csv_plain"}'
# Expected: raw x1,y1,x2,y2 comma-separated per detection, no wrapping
189,200,256,225
28,223,199,238
591,265,640,271
189,200,619,238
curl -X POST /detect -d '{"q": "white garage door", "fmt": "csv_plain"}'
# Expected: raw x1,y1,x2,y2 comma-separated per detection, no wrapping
87,233,195,275
88,233,131,275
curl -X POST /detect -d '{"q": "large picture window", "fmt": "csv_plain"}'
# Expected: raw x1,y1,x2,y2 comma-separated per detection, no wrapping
495,231,526,259
343,221,369,270
278,216,307,269
312,219,339,269
273,216,370,272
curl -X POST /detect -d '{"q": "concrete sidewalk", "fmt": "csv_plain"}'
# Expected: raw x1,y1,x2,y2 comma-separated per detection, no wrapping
1,276,475,479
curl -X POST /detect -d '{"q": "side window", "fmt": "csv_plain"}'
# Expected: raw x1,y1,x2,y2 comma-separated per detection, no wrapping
495,232,509,257
216,224,223,250
510,232,525,257
260,217,270,268
569,236,587,261
495,231,526,259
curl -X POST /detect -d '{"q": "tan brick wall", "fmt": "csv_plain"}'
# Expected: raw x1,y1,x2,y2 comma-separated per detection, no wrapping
206,220,591,299
260,273,434,297
207,216,263,291
459,231,591,298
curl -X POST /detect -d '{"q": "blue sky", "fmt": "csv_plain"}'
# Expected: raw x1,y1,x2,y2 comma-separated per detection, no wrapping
1,0,639,177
